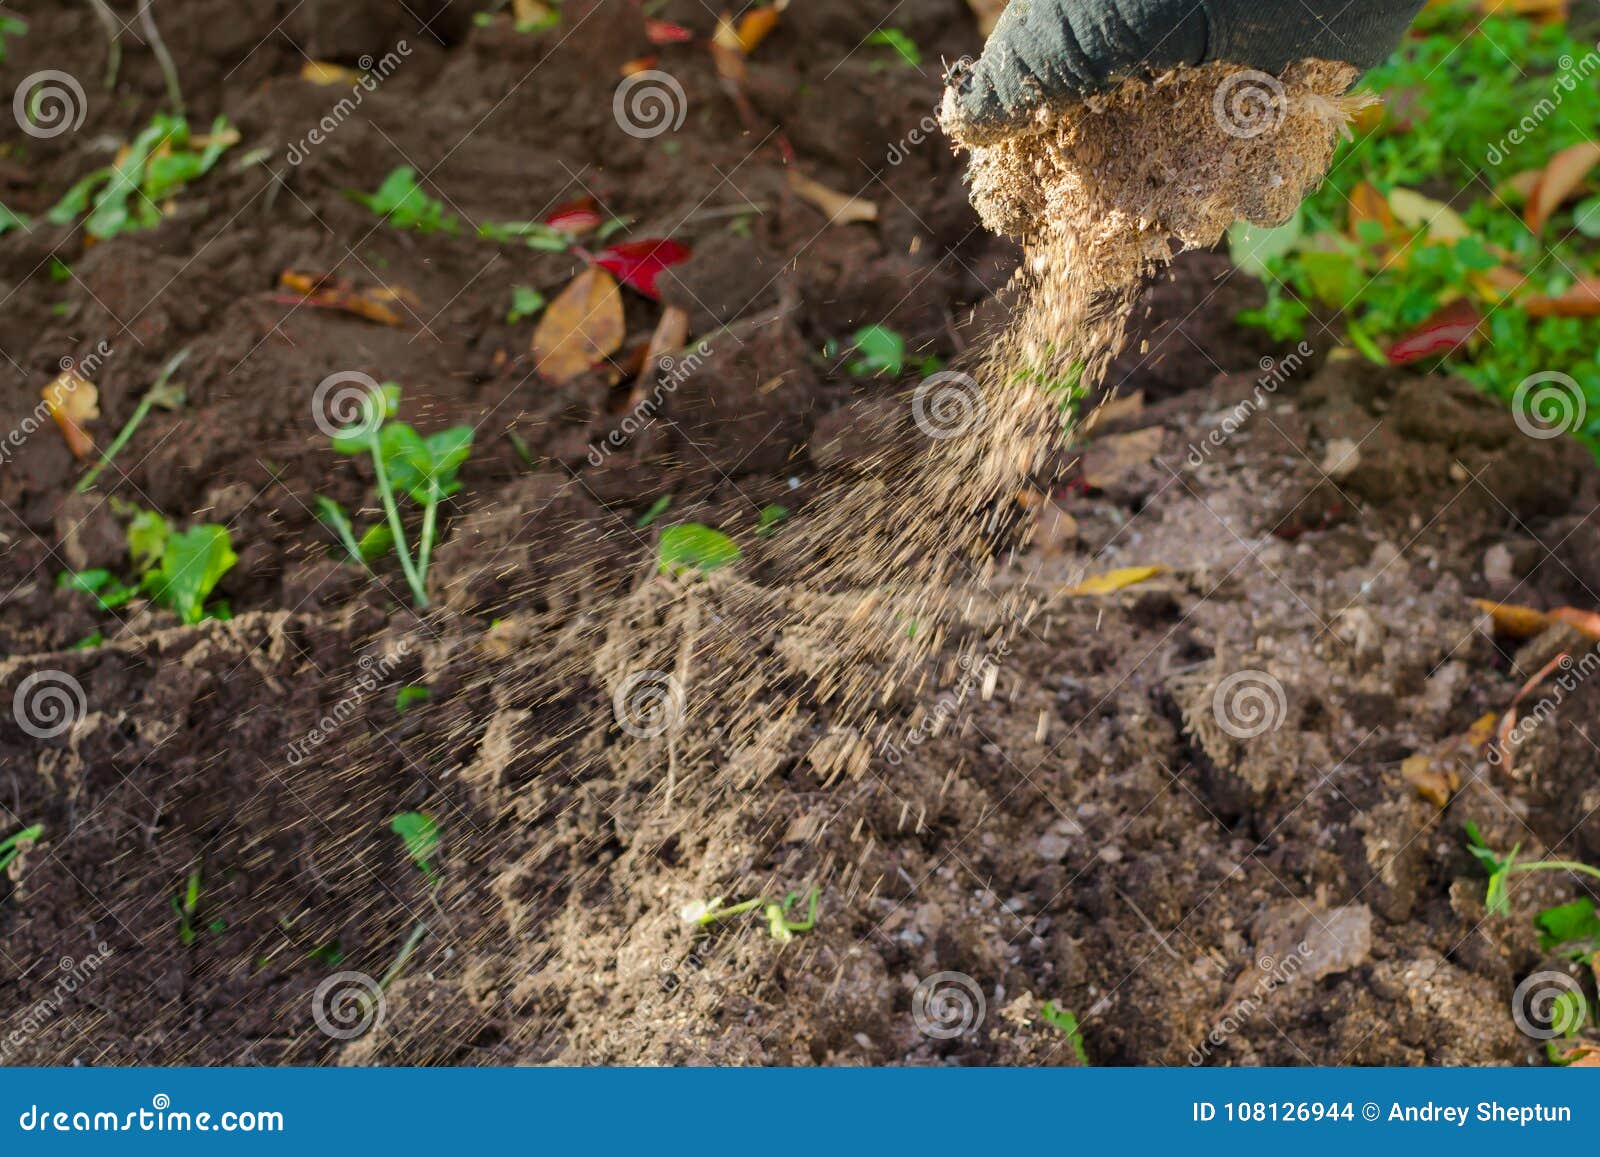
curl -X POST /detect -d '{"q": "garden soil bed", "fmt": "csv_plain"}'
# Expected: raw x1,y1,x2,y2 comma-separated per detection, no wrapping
3,0,1598,1065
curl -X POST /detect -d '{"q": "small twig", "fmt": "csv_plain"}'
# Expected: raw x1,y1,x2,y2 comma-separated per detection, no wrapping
138,0,183,117
76,346,190,493
85,0,122,90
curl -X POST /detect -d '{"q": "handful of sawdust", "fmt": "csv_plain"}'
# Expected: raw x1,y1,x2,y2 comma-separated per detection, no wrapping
947,59,1369,392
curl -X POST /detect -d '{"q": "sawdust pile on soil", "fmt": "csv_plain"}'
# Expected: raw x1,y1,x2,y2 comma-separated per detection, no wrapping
578,63,1370,881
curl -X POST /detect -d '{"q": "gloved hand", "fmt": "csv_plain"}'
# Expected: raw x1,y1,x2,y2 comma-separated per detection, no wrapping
943,0,1425,140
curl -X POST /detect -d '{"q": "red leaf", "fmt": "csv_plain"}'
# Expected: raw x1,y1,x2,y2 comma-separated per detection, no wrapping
1384,299,1482,365
593,239,692,299
545,196,603,236
645,19,693,44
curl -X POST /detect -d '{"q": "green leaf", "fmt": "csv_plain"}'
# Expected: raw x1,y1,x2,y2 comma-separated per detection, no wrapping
394,685,431,714
352,167,459,234
1535,897,1600,954
1573,196,1600,239
847,324,906,376
635,494,672,529
127,509,173,575
379,423,474,503
357,523,395,563
478,220,569,250
390,811,440,881
0,201,28,236
658,524,740,575
1040,1001,1090,1064
0,824,42,872
506,286,547,323
866,28,921,67
756,504,788,536
142,525,237,624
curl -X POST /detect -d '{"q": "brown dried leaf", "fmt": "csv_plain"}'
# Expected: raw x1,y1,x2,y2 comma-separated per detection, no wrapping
532,268,625,383
787,170,878,226
1080,425,1163,488
1549,606,1600,640
634,305,691,391
1522,279,1600,318
43,369,99,460
1525,140,1600,235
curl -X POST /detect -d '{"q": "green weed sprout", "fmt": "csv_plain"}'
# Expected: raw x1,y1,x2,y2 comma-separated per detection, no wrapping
60,510,236,624
326,383,473,610
658,523,740,575
684,887,819,944
1041,1001,1090,1064
1465,822,1600,915
170,866,202,947
48,114,235,240
351,167,459,235
390,811,441,884
0,824,42,873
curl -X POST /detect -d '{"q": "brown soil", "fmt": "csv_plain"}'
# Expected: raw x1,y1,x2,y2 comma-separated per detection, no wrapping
2,0,1598,1066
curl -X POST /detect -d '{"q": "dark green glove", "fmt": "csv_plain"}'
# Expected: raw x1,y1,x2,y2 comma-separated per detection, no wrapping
944,0,1425,139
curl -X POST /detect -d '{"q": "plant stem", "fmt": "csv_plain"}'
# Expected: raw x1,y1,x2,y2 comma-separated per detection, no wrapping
85,0,121,89
368,429,430,609
1509,861,1600,883
137,0,184,117
76,347,190,493
417,492,439,584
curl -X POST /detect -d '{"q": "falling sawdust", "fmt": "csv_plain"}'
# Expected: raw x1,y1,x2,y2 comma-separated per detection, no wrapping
621,61,1364,763
352,63,1374,1056
590,62,1370,817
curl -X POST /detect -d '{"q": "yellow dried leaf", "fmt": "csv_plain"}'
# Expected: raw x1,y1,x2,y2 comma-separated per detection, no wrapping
736,6,782,53
532,268,625,384
1471,598,1551,639
300,61,360,86
787,170,878,226
1401,752,1458,808
1387,188,1470,242
43,369,99,460
1066,565,1165,596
